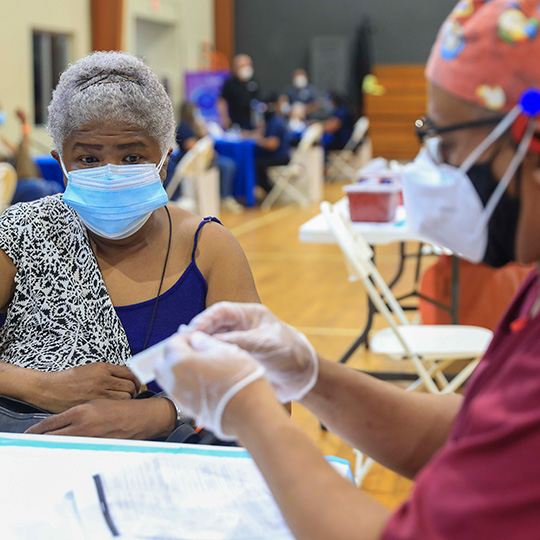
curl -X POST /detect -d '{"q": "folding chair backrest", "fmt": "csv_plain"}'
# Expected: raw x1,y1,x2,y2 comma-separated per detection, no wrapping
351,117,369,145
0,163,17,208
193,136,215,171
320,202,411,334
166,147,199,199
297,122,323,153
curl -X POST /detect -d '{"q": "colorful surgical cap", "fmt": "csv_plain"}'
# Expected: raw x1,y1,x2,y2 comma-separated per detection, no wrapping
426,0,540,112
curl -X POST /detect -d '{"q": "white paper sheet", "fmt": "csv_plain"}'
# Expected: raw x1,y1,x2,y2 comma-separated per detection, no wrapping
72,453,295,540
0,434,352,540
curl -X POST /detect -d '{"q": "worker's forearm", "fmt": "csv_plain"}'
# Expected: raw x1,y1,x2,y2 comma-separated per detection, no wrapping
228,381,390,540
301,357,462,479
257,136,280,151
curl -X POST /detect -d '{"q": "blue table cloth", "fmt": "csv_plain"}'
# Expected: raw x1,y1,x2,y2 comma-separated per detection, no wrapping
213,137,257,207
33,155,65,191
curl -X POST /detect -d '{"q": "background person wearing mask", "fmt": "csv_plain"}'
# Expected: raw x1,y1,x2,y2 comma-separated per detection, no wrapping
283,68,319,117
323,91,355,151
254,94,291,197
219,54,260,130
154,2,540,539
174,101,243,213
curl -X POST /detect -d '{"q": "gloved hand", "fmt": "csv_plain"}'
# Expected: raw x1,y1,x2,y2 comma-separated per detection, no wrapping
154,331,265,441
185,302,319,403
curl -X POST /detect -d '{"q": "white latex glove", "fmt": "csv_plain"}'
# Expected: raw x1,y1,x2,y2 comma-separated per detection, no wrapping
154,331,265,441
186,302,319,403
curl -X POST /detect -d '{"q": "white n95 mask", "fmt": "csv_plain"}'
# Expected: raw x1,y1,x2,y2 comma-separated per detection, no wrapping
61,154,169,240
237,66,254,82
401,105,535,263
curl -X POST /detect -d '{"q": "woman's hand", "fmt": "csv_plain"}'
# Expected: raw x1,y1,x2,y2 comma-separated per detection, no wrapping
34,363,142,413
25,397,176,440
187,302,318,403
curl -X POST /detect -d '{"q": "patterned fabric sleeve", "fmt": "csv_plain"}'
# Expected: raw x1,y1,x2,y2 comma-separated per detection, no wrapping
0,202,29,268
0,195,132,371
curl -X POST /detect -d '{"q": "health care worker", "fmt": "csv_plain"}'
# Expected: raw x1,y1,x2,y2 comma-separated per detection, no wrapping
154,1,540,539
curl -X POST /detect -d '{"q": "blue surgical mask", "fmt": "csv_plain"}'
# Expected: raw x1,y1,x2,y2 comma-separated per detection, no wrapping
61,154,169,240
0,111,6,127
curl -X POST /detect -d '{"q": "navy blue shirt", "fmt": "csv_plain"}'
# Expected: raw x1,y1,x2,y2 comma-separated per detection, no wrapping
332,105,354,149
175,121,196,157
285,84,318,105
257,114,291,161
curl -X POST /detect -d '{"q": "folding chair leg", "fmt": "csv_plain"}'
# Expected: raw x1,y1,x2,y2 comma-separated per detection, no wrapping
435,371,450,388
327,151,357,183
409,355,441,394
262,174,309,210
407,357,478,394
261,182,284,210
282,180,310,207
441,358,481,394
353,449,374,487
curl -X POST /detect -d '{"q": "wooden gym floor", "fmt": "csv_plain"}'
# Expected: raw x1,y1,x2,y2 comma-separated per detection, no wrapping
219,181,429,510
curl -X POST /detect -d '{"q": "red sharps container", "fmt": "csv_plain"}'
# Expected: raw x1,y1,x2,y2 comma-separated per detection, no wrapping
343,172,401,223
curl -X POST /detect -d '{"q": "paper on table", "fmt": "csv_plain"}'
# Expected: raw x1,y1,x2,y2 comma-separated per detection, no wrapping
71,453,295,540
127,339,170,384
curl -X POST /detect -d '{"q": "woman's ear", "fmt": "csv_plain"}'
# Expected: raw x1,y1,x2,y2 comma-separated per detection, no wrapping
160,148,173,182
50,150,68,186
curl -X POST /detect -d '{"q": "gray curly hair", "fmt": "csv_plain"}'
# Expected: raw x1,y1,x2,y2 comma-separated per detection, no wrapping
47,51,175,156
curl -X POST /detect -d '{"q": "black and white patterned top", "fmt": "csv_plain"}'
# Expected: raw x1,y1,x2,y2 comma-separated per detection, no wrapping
0,195,131,371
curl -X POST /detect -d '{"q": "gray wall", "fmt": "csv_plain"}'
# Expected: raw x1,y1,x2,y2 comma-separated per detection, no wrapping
235,0,457,97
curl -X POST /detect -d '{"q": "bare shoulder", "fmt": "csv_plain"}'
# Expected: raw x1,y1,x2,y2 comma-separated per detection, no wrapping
195,217,244,272
166,204,201,237
166,204,238,265
165,204,259,304
171,208,260,306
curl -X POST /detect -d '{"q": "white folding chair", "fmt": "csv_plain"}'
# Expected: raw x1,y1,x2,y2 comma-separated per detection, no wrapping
321,200,492,394
321,200,493,484
193,136,215,171
166,136,219,216
166,148,199,213
261,122,324,210
326,117,372,182
193,137,220,217
0,163,17,213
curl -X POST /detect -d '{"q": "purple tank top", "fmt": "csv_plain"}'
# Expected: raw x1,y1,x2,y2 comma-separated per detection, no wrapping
115,217,221,390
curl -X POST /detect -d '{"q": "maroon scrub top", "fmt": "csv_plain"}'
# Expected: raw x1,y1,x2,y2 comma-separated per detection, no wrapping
383,269,540,540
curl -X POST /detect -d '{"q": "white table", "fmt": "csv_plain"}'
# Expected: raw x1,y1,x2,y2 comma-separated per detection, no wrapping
299,199,460,370
299,198,431,245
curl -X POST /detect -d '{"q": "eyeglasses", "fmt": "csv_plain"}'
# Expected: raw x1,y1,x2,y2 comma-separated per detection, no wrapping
414,116,505,144
414,115,505,164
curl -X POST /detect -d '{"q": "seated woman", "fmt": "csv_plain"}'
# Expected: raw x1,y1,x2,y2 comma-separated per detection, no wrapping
0,51,259,440
255,94,292,197
174,101,243,213
322,92,354,151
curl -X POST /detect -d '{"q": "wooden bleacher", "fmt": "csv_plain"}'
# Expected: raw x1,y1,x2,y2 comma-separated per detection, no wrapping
364,64,426,161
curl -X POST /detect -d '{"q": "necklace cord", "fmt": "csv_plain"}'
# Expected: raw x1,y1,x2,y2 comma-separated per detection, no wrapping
142,205,172,351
